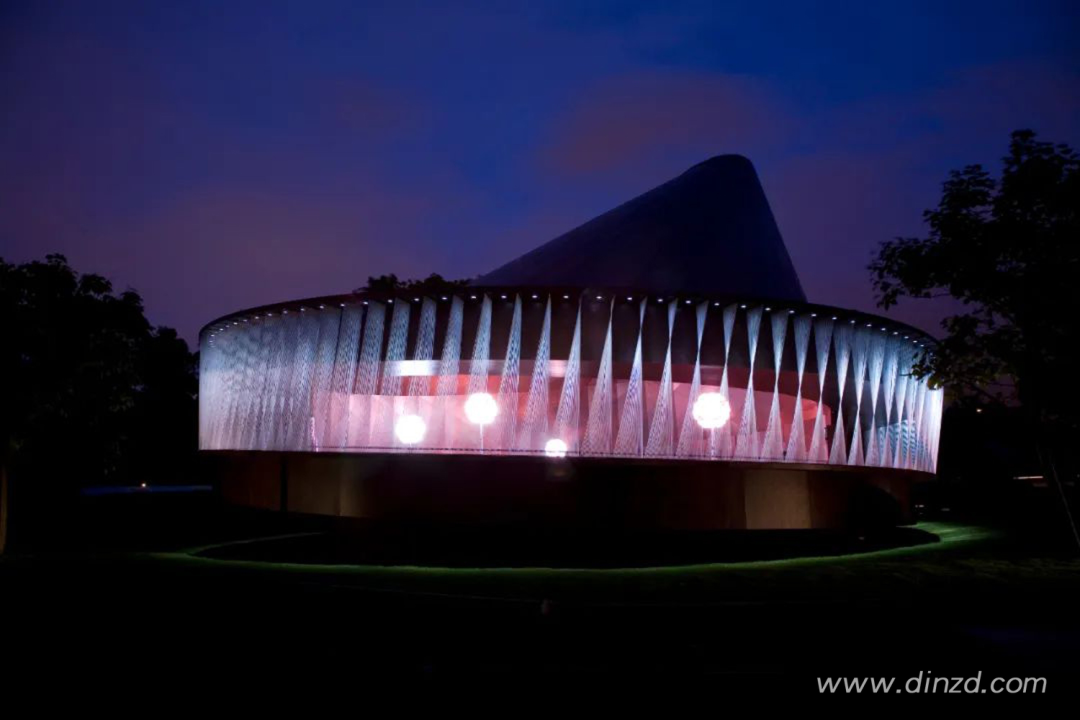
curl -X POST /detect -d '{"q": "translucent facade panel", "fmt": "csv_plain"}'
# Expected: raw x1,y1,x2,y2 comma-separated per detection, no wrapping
200,293,943,471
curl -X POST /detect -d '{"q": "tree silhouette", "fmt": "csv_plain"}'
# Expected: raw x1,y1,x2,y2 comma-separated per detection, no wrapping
0,254,196,552
870,130,1079,546
355,273,471,295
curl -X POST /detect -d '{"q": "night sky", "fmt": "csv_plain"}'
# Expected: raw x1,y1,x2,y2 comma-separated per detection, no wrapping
2,1,1078,344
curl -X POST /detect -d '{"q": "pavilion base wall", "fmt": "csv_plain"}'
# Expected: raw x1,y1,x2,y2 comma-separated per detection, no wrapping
208,450,922,531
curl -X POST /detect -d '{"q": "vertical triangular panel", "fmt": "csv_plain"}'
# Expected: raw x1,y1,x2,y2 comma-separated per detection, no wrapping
847,326,870,466
583,300,615,454
735,306,764,459
615,299,648,456
901,349,920,469
353,303,384,398
848,418,864,466
271,313,297,450
214,327,237,449
217,323,246,449
864,331,887,465
212,333,231,448
233,322,263,450
225,322,252,449
379,301,411,396
435,297,464,396
911,378,928,470
807,317,833,462
281,312,310,449
240,323,264,449
495,296,522,450
433,296,464,449
645,300,679,457
924,388,941,472
467,295,493,396
517,297,552,452
270,312,299,450
761,310,788,460
310,308,342,449
830,414,848,467
237,325,262,449
716,304,738,458
216,325,244,449
374,300,410,449
922,383,939,472
197,341,215,448
676,302,709,457
229,329,251,448
249,317,275,450
401,298,437,449
204,339,222,447
916,382,930,472
890,343,911,469
553,301,582,453
285,309,321,450
408,298,437,397
785,313,812,462
253,314,281,450
328,304,363,449
878,337,900,467
828,323,853,465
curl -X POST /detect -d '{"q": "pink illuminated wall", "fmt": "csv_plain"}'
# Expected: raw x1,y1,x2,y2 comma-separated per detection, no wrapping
199,292,942,471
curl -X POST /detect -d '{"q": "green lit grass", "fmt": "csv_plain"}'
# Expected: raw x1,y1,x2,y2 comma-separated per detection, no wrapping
134,522,1079,605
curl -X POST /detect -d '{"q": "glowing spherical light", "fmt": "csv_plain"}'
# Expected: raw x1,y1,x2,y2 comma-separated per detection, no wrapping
464,392,498,426
692,392,731,430
394,414,426,445
544,438,568,458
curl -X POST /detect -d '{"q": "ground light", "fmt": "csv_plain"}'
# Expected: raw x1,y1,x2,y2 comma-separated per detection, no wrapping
692,392,731,429
693,391,731,457
394,414,426,445
465,392,497,450
544,438,568,458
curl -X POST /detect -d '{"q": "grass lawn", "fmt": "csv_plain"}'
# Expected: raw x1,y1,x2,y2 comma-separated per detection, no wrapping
3,494,1079,681
145,522,1057,605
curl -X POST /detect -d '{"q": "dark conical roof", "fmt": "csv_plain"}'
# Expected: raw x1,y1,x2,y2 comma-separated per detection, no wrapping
478,155,806,302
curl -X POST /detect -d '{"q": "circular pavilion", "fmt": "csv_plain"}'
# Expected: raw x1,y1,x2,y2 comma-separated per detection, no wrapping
199,156,941,530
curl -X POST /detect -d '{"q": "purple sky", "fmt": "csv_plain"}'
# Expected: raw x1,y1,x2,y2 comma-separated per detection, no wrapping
2,1,1078,345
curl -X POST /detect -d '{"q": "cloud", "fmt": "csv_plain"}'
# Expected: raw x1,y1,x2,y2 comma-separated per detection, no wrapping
538,70,793,178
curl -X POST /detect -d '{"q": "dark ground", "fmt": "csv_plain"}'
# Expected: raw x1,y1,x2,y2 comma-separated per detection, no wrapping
2,489,1078,697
